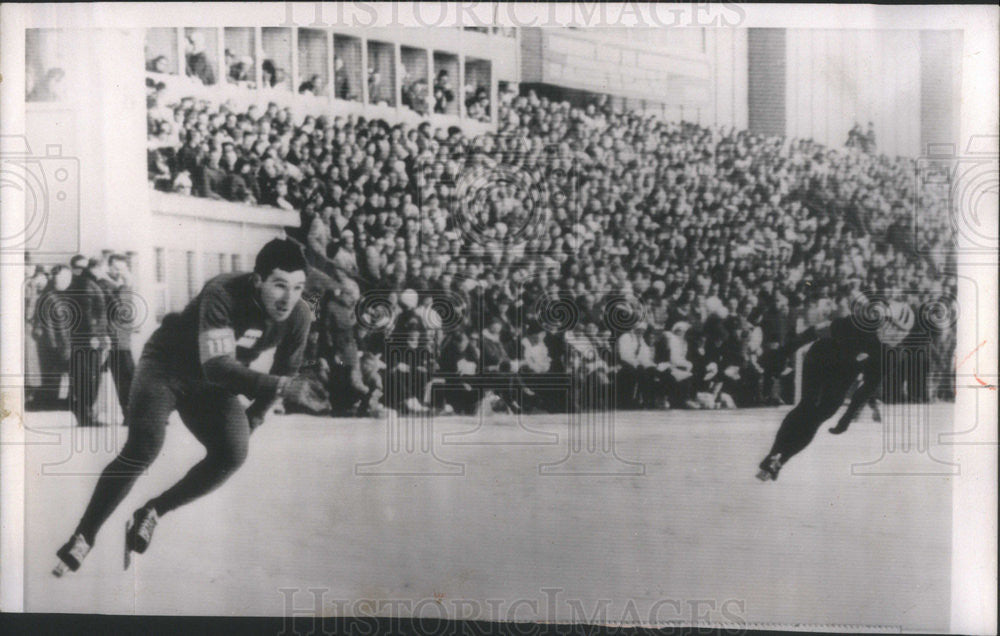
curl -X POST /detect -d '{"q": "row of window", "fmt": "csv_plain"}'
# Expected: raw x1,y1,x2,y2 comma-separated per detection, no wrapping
145,27,494,118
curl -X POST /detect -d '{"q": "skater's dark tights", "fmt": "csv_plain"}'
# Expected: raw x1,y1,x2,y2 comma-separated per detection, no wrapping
75,366,250,546
767,340,855,463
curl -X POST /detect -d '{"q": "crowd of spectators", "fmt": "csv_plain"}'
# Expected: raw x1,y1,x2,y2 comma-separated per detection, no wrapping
846,121,877,154
24,253,138,425
145,78,958,417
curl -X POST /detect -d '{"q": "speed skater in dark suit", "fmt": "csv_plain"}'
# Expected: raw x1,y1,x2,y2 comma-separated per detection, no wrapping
54,239,326,575
756,300,914,481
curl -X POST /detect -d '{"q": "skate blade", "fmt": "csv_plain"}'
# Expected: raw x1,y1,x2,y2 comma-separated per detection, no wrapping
52,561,69,578
124,519,133,570
755,469,773,482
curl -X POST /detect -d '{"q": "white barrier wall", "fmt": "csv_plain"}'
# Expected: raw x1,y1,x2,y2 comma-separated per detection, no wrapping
147,192,299,341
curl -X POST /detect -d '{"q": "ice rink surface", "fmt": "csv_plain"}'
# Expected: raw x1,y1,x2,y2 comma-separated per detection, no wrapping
23,404,954,630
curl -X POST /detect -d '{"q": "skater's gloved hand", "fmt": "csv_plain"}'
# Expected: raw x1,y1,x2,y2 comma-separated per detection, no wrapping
246,404,266,432
277,374,328,413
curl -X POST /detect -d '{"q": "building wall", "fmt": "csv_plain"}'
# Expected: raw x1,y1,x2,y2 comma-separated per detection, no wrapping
783,29,922,157
26,29,149,261
707,28,748,131
920,30,963,153
519,27,748,128
747,28,786,137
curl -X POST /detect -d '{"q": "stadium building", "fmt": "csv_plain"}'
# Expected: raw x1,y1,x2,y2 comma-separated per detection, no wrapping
18,18,960,344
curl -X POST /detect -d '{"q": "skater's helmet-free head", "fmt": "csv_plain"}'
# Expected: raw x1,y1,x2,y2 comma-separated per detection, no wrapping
253,238,308,322
877,300,915,348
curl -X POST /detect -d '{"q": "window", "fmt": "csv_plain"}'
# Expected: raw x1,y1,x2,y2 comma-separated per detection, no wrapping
401,46,430,115
261,27,292,91
366,40,396,107
297,29,328,96
224,27,255,88
333,34,362,102
464,58,493,122
432,51,459,115
146,28,179,75
26,29,68,102
184,27,219,86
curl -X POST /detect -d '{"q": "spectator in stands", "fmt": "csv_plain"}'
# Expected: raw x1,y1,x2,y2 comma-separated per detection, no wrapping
70,255,88,281
401,67,430,116
367,67,385,105
262,59,287,89
433,69,454,114
226,52,254,87
388,327,433,413
89,255,135,416
437,331,478,415
333,56,353,100
317,283,369,414
148,55,170,74
465,84,491,123
24,266,49,404
185,32,215,86
27,67,65,102
299,74,325,96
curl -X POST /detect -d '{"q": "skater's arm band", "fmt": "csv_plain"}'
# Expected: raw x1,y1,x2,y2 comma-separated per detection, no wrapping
199,328,283,399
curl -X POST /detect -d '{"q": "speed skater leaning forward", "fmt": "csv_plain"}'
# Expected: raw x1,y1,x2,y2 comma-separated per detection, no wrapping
54,238,326,575
756,300,914,481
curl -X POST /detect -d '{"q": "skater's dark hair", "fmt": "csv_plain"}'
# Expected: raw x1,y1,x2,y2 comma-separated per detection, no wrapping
254,238,307,279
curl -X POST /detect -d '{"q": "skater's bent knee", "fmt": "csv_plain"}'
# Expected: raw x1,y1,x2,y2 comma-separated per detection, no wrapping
212,438,249,472
118,431,166,468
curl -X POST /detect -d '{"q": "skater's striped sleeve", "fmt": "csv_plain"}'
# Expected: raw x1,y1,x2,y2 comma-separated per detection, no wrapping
197,279,283,400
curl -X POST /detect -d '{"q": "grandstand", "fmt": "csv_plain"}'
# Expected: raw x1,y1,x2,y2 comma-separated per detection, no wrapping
12,13,985,631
